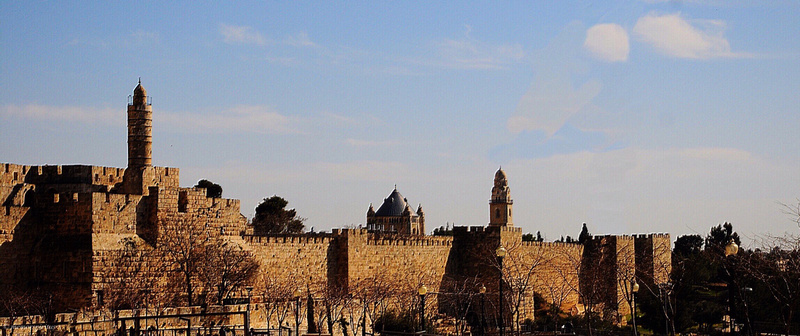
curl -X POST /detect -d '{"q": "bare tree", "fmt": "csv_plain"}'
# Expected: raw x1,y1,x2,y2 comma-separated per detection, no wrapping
198,239,259,305
158,217,215,306
780,198,800,230
100,237,164,310
0,285,40,336
497,241,548,333
745,239,800,336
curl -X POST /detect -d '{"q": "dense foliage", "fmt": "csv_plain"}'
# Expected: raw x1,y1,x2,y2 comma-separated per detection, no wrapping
252,195,306,234
194,179,223,198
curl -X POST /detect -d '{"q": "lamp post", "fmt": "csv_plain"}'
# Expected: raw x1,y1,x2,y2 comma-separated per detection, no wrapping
479,285,487,336
246,286,254,336
294,289,303,336
724,240,738,334
418,284,428,333
496,246,506,336
630,282,639,336
141,289,151,332
742,287,753,336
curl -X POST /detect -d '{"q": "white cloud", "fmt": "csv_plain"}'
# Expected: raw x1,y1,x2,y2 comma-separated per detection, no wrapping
0,104,119,124
157,105,297,134
430,25,525,70
633,12,746,59
584,23,629,62
286,32,316,47
219,23,267,46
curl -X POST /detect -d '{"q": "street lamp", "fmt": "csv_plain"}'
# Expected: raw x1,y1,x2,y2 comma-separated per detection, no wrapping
141,289,152,332
418,284,428,333
246,286,254,336
725,240,739,257
496,246,506,336
724,240,738,334
294,289,303,336
479,285,487,336
742,287,753,336
630,282,639,336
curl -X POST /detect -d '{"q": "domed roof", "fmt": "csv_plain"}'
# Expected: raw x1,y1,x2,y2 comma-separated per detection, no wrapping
133,79,147,97
495,168,507,181
375,188,412,217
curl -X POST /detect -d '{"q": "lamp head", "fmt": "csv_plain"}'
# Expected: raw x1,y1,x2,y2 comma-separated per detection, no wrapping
496,246,507,258
632,282,639,293
293,289,302,298
725,240,739,256
418,284,428,296
479,285,487,294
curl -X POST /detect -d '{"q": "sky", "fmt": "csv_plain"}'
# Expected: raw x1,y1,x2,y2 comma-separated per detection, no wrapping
2,1,799,246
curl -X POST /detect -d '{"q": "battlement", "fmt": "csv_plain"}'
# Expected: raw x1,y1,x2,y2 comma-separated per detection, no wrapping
521,240,583,251
244,234,333,245
366,234,452,246
1,163,179,190
331,228,369,236
635,233,671,240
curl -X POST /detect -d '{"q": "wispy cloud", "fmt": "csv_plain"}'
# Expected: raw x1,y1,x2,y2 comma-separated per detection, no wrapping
633,12,750,59
285,32,316,48
425,25,525,70
0,104,120,124
584,23,629,62
157,105,298,134
219,23,267,46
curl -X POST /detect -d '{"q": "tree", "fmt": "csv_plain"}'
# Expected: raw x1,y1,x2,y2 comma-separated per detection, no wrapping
744,241,800,335
101,237,164,310
195,179,223,198
199,239,259,305
252,196,306,234
578,223,591,245
706,222,740,254
159,217,213,306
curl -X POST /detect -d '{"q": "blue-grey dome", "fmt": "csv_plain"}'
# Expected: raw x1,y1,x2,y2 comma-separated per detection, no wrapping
375,188,410,217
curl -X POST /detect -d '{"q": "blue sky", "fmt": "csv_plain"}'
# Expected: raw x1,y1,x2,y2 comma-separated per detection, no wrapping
2,1,799,245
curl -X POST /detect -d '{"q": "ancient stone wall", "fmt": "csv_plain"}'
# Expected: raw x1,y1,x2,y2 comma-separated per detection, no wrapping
634,233,672,287
349,230,452,293
520,241,583,315
244,234,334,296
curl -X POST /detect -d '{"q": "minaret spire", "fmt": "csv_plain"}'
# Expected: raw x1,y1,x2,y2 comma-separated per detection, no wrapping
122,79,155,195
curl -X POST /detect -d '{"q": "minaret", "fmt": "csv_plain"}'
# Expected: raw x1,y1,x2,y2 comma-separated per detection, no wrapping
128,79,152,168
121,79,155,195
489,168,513,227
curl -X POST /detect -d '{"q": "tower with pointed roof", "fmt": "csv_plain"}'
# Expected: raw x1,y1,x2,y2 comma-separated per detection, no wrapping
366,187,425,235
489,168,513,227
121,79,155,194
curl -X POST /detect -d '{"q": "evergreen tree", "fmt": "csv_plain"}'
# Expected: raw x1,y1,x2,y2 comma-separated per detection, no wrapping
578,223,591,244
252,195,306,234
195,179,222,198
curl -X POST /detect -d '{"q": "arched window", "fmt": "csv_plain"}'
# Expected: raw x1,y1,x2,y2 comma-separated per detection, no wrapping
495,208,501,218
23,189,36,207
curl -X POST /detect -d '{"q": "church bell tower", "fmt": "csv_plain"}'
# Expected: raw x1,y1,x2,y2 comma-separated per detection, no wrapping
489,168,513,227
